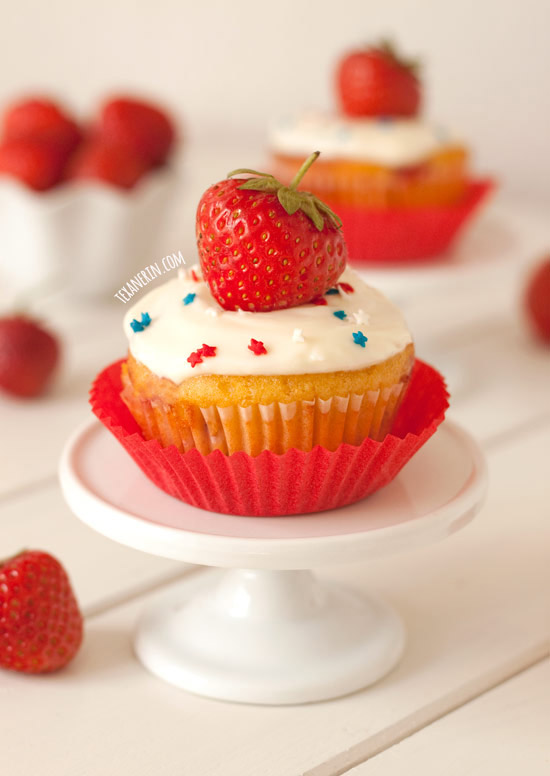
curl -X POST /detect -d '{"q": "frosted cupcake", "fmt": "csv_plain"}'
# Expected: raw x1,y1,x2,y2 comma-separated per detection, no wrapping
270,41,467,209
120,153,414,455
269,42,492,263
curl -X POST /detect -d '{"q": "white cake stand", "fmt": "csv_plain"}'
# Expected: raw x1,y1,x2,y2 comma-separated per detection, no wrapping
59,418,487,705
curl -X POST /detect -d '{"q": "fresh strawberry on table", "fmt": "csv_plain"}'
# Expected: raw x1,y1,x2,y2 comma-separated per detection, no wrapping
99,97,175,166
336,40,421,117
196,152,348,312
2,97,82,157
525,257,550,344
0,550,83,673
66,139,149,189
0,138,67,191
0,315,60,397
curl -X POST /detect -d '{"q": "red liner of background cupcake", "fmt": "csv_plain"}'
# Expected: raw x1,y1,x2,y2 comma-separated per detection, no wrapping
91,357,448,517
335,179,494,264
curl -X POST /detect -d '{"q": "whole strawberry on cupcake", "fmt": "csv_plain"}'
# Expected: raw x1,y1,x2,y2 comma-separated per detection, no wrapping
269,41,493,263
118,152,415,457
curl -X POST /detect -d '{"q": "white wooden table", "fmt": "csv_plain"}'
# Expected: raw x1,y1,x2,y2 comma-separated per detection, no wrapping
1,151,549,774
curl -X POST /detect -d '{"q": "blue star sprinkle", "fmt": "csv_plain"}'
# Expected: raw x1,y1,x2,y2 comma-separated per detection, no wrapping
352,330,368,347
325,287,340,296
183,292,196,306
130,312,151,332
333,310,347,320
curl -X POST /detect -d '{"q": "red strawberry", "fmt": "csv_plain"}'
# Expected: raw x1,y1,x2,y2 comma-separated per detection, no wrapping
0,550,83,673
525,257,550,344
336,41,421,118
99,97,175,166
3,98,82,156
66,140,149,189
196,152,347,312
0,315,60,397
0,139,67,191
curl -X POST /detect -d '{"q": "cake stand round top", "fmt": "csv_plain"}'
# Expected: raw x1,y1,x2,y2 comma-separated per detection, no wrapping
59,419,487,570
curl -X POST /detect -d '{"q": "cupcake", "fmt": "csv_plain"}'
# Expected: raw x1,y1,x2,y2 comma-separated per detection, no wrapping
92,153,448,516
120,153,414,456
269,41,492,262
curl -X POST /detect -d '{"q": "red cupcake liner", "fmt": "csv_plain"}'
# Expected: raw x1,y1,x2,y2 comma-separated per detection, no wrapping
90,359,449,517
334,179,494,265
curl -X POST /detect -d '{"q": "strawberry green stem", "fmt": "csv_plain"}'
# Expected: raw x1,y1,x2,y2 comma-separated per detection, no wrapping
289,151,320,190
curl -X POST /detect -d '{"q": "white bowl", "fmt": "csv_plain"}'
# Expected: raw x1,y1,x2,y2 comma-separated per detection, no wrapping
0,168,177,300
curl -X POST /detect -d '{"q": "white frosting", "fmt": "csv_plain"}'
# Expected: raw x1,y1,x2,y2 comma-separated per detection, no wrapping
270,112,456,167
123,265,412,383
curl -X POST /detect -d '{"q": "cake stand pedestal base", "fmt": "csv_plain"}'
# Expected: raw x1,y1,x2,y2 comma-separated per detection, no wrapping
135,568,404,705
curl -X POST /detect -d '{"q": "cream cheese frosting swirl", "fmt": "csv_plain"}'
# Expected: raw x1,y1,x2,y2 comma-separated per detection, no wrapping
270,111,456,167
124,265,412,383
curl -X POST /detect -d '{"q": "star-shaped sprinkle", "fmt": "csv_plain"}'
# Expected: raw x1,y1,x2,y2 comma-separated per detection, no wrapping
191,268,201,282
183,292,196,306
352,309,370,325
312,297,327,306
325,288,340,296
338,282,355,294
199,343,217,358
333,310,347,320
292,328,305,343
187,350,203,368
309,348,324,361
352,331,368,347
248,338,267,355
130,312,151,332
205,307,219,317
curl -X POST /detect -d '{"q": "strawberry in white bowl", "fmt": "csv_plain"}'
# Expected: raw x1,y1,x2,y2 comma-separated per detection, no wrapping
0,95,179,298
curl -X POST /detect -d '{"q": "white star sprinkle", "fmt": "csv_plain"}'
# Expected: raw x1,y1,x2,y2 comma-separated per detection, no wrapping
205,307,219,317
352,309,370,325
309,348,324,361
292,328,305,343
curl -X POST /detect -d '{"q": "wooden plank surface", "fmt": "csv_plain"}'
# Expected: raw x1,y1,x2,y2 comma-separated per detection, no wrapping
0,482,189,617
2,419,548,776
349,659,550,775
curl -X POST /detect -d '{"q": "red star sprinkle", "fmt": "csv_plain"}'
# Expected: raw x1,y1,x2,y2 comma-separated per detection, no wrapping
199,343,217,358
191,269,201,282
248,338,267,355
338,282,355,294
187,350,203,368
312,297,328,306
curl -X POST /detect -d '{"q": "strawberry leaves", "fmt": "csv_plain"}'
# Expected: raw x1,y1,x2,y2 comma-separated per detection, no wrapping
227,152,342,232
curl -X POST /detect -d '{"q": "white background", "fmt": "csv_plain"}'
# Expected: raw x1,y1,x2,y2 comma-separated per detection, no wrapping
0,0,548,199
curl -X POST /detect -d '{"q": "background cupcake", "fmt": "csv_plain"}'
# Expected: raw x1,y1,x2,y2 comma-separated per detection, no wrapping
269,41,492,263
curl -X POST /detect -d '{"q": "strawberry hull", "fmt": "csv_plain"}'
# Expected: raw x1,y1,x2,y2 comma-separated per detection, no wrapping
90,359,448,517
335,179,494,265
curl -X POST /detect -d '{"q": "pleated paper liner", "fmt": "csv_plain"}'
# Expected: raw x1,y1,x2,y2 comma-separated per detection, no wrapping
337,179,494,265
120,370,407,455
90,359,448,517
